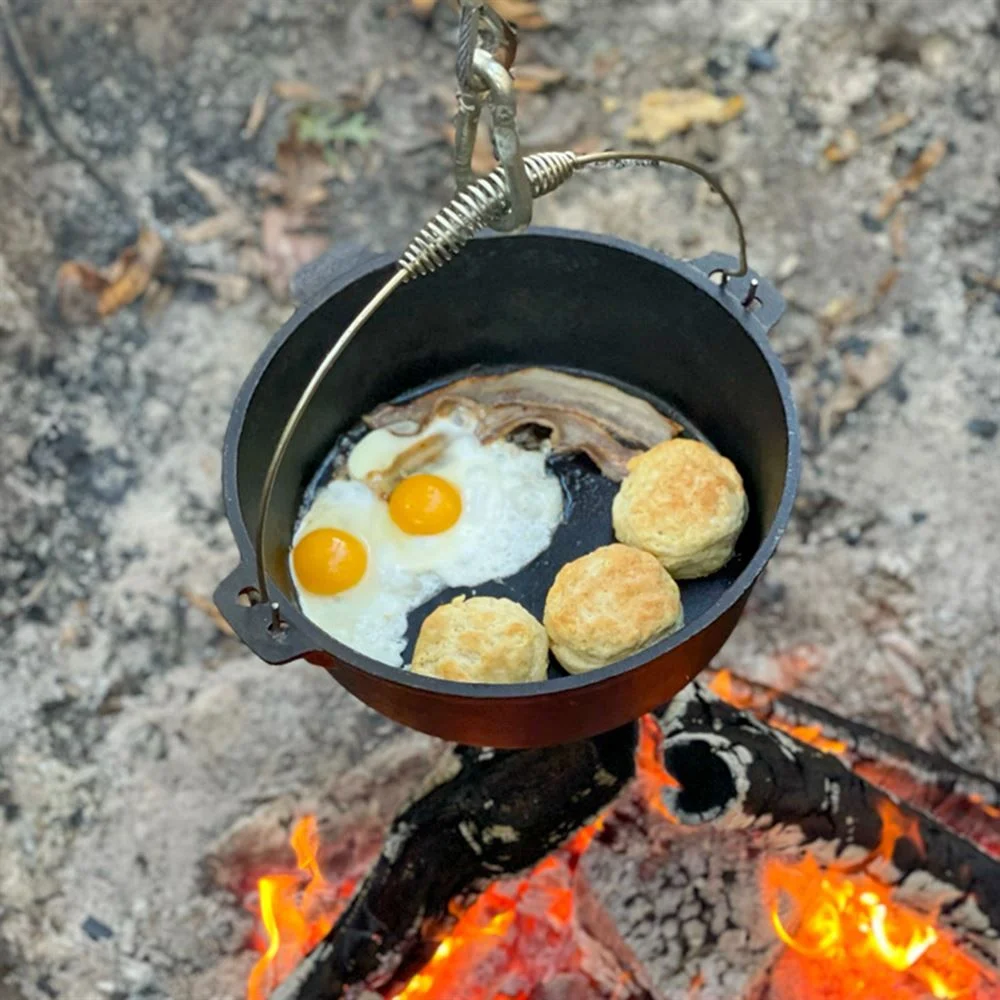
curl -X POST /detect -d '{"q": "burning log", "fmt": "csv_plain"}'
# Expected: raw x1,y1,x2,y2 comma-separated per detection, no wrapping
271,681,1000,1000
659,684,1000,967
273,728,638,1000
707,667,1000,855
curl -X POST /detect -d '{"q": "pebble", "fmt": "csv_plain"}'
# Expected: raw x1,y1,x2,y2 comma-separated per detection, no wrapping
82,915,114,941
966,417,998,440
747,46,779,72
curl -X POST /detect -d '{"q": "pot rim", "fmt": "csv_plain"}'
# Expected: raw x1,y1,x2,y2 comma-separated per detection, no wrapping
221,226,801,701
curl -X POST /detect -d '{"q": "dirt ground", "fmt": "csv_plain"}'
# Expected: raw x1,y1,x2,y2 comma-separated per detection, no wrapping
1,0,998,997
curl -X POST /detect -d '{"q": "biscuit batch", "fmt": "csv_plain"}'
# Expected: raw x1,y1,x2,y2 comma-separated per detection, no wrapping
415,437,746,682
289,369,748,683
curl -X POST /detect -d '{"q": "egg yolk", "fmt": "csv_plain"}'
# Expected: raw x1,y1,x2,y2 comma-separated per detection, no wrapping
292,528,367,595
389,474,462,535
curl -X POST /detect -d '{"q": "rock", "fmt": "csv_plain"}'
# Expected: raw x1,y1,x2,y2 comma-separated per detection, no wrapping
82,916,114,941
746,46,778,73
966,418,998,440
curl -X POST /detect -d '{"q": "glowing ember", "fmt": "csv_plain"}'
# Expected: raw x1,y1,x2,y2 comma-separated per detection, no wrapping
246,816,355,1000
764,854,984,998
388,825,601,1000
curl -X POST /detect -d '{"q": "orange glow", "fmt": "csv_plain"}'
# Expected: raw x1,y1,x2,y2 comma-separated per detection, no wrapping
764,854,984,998
969,793,1000,820
246,816,355,1000
708,667,739,702
636,714,679,822
388,822,601,1000
777,722,849,755
875,798,924,862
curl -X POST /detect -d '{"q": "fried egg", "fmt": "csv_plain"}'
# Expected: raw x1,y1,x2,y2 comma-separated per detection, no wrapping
290,411,564,666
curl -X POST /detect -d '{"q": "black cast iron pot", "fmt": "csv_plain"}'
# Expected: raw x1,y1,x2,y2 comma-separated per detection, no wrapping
215,229,800,748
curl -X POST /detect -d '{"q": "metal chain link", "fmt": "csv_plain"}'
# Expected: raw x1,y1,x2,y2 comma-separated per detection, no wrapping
454,1,532,231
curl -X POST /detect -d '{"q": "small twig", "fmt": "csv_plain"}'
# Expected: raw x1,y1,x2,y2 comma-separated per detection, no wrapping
0,0,132,213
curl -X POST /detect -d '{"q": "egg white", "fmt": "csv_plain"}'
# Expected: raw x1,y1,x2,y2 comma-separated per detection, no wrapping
291,413,564,667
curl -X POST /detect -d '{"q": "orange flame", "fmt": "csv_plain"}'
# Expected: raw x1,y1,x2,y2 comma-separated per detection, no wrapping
246,816,355,1000
764,854,983,998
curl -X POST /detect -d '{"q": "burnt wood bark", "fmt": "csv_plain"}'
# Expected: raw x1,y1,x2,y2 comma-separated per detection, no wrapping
276,682,1000,1000
660,685,1000,966
706,668,1000,842
273,725,639,1000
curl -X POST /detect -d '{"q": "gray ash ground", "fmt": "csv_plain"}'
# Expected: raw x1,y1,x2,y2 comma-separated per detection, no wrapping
0,0,998,997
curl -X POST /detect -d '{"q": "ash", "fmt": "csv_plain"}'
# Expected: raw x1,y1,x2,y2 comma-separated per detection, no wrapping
0,0,998,998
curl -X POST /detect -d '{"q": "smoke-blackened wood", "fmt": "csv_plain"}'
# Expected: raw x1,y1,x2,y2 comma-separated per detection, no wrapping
658,684,1000,964
274,724,639,1000
707,668,1000,853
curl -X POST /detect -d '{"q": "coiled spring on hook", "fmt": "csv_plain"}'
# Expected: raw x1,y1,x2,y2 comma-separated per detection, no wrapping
400,151,577,278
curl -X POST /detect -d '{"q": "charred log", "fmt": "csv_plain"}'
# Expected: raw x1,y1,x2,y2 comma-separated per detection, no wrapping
707,668,1000,853
276,682,1000,999
659,684,1000,966
273,725,639,1000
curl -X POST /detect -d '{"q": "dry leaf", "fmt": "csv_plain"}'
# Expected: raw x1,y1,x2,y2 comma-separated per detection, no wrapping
824,127,860,164
872,137,947,222
889,209,907,259
816,296,857,336
490,0,549,30
875,110,913,138
273,80,324,103
408,0,439,18
875,267,900,298
819,341,898,440
58,229,165,321
243,83,270,140
185,269,253,307
260,206,329,300
97,228,165,317
182,588,236,638
626,89,745,144
262,125,336,212
177,166,251,245
513,64,567,93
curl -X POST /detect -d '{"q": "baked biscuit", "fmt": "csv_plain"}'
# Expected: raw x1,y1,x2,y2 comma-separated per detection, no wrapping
411,596,549,684
543,544,683,674
612,438,748,579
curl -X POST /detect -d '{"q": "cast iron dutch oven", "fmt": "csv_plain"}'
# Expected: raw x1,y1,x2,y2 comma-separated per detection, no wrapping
215,229,800,748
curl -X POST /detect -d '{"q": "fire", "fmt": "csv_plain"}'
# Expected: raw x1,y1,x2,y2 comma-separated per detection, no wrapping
764,854,983,998
246,816,355,1000
388,825,600,1000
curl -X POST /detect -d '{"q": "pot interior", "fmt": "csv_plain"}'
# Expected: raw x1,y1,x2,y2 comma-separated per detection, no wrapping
234,232,792,659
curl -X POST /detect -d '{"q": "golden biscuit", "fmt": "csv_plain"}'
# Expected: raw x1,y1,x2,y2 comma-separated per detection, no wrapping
543,544,683,674
411,596,549,684
612,438,748,579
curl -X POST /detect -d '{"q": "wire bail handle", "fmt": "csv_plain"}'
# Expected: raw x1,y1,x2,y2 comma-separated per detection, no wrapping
454,1,533,231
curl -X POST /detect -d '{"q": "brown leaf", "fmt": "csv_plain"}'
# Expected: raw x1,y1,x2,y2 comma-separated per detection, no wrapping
184,269,253,307
824,127,860,164
872,137,947,222
177,166,252,245
260,206,329,300
268,125,336,212
97,228,165,317
626,89,745,144
490,0,549,30
182,588,236,638
408,0,439,18
875,267,900,298
273,80,325,103
875,110,913,138
513,64,567,93
819,341,898,441
242,83,270,140
57,229,165,321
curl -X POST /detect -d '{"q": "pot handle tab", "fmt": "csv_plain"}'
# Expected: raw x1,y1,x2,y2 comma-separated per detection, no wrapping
213,564,317,665
689,252,785,335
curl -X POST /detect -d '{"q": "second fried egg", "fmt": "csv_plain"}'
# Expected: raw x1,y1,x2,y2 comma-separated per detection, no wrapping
291,412,564,666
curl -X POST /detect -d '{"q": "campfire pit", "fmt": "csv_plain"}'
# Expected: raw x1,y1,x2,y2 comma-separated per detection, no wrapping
232,677,1000,1000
